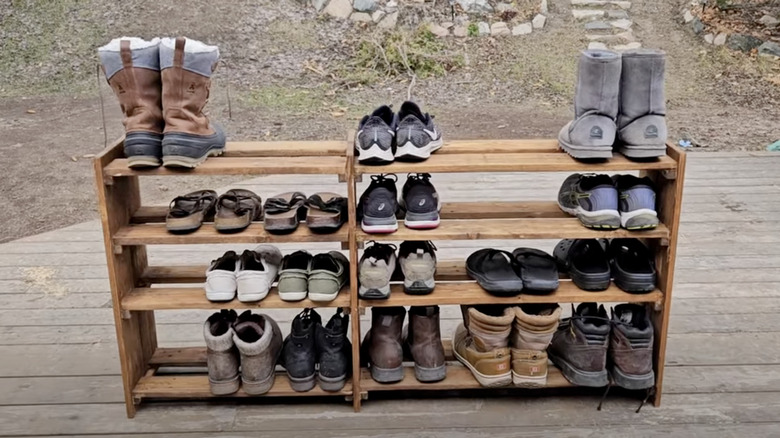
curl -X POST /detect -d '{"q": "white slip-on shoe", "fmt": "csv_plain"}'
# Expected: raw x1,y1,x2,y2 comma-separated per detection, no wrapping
205,250,239,302
236,245,283,302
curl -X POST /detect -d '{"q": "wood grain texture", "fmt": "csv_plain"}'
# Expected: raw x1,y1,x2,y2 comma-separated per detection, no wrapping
114,223,348,245
134,374,352,398
121,287,350,311
104,156,348,177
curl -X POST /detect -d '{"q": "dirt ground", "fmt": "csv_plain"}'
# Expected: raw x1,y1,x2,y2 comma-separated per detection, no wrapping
1,0,779,242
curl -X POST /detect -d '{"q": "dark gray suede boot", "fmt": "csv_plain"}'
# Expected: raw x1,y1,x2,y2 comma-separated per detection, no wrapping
280,309,321,392
617,49,668,159
558,50,622,159
317,308,352,392
204,310,239,395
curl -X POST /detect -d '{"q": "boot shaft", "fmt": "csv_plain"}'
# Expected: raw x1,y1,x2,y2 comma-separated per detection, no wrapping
610,304,654,375
510,304,562,351
618,49,666,126
549,304,610,373
160,37,219,136
203,310,239,382
281,309,321,377
233,312,283,381
365,307,405,369
317,309,352,378
406,306,445,368
574,50,621,119
462,305,513,352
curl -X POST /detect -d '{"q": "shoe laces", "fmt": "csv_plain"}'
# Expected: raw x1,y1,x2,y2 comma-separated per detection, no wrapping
364,240,397,262
407,172,432,184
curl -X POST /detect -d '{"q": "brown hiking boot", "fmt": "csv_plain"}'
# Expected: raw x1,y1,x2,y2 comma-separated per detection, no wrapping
461,305,514,352
510,304,561,386
232,311,283,395
203,310,239,395
403,306,446,383
452,324,511,387
159,37,226,168
362,306,405,383
98,37,164,168
548,303,610,387
609,304,655,389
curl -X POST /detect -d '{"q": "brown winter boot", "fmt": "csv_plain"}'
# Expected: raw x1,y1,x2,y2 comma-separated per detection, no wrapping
203,310,239,395
548,303,610,387
609,304,655,389
362,306,405,383
98,37,164,168
404,306,446,383
453,305,513,387
232,311,283,395
510,304,562,387
159,37,226,168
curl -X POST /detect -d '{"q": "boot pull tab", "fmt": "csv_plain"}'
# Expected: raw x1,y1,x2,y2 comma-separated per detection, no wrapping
119,40,133,69
174,37,186,68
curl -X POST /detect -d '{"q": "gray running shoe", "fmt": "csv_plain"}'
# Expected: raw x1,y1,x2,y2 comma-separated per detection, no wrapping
400,173,440,229
358,174,399,234
612,175,659,230
356,105,397,164
358,242,397,299
398,241,437,294
558,173,620,229
395,101,442,161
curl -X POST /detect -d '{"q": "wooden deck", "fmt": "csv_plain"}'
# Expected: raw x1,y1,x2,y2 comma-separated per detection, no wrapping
2,151,780,437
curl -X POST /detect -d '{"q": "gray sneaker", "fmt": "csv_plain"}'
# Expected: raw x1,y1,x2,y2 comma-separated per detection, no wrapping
558,173,620,229
358,242,397,299
395,101,442,161
398,241,437,294
612,175,659,230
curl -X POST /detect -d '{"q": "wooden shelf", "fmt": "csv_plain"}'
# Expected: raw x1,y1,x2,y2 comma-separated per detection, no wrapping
360,281,663,308
354,140,677,175
356,218,669,242
122,286,350,311
114,223,348,245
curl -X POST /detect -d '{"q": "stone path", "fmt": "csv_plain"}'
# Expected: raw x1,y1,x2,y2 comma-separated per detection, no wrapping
569,0,641,51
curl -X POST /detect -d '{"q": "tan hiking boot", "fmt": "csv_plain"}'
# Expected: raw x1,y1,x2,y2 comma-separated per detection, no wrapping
461,305,514,352
98,37,164,168
452,324,511,387
509,304,562,386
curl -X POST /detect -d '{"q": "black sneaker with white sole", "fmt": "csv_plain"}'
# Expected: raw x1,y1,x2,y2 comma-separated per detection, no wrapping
358,174,399,234
356,105,397,164
400,173,440,229
395,101,442,161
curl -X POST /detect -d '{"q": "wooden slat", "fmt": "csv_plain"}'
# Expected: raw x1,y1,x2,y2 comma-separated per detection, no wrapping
356,219,669,241
114,223,348,245
133,374,352,398
360,281,663,308
122,287,350,310
355,149,677,175
150,347,206,366
429,139,559,154
221,141,347,157
104,156,347,177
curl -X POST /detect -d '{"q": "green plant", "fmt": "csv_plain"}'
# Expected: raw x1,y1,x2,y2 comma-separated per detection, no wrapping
467,23,479,37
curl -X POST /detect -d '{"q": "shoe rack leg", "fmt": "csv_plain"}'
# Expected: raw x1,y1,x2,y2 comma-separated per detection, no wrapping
94,140,158,418
643,145,686,407
346,132,362,412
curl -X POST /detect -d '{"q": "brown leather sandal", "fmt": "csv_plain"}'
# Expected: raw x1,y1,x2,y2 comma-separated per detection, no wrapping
166,190,218,233
214,189,263,233
305,193,347,233
263,192,307,234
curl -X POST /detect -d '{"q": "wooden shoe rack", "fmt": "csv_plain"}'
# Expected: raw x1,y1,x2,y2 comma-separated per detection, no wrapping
94,136,685,417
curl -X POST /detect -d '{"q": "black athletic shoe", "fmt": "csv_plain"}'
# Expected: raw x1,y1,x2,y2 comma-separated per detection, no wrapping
400,173,440,229
355,105,397,164
395,101,442,161
358,174,399,234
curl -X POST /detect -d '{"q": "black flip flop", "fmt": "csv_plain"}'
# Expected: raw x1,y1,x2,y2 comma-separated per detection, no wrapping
608,239,656,293
553,239,611,291
511,248,559,294
466,248,523,297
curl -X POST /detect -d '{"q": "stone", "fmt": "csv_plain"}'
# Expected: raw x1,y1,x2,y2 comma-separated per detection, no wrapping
350,12,373,22
512,22,533,35
585,21,612,30
453,26,468,37
586,30,635,43
691,17,704,34
491,22,511,36
588,42,608,50
572,9,605,20
704,33,714,44
571,0,631,9
683,10,694,23
496,3,515,13
610,18,632,30
322,0,352,18
372,9,386,22
713,32,727,46
540,0,548,14
606,10,628,19
386,0,398,11
532,14,546,29
478,21,490,35
353,0,377,12
441,21,454,29
613,42,642,51
456,0,493,13
727,33,763,52
378,10,399,28
429,24,451,37
311,0,329,12
758,14,779,28
758,41,780,58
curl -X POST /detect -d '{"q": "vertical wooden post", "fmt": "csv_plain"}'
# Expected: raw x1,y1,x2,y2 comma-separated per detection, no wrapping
94,138,158,418
648,144,686,406
345,131,362,411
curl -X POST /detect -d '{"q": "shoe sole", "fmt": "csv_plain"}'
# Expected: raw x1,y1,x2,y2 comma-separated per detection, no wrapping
395,138,443,161
548,351,608,387
621,209,660,230
465,264,523,296
558,136,613,160
163,147,225,168
609,366,655,390
453,347,511,387
613,276,656,293
288,372,317,392
512,371,547,388
209,375,240,395
414,364,446,383
559,204,621,229
569,269,611,291
242,372,276,395
204,291,236,302
361,221,398,234
370,364,404,383
318,373,347,392
403,278,435,295
308,291,339,302
357,141,395,164
278,291,307,302
619,144,666,159
127,156,162,168
403,218,440,229
359,284,390,299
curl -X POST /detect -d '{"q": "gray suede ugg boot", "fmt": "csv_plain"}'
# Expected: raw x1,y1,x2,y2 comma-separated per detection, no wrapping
617,49,668,159
232,311,283,395
204,310,240,395
558,50,622,159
